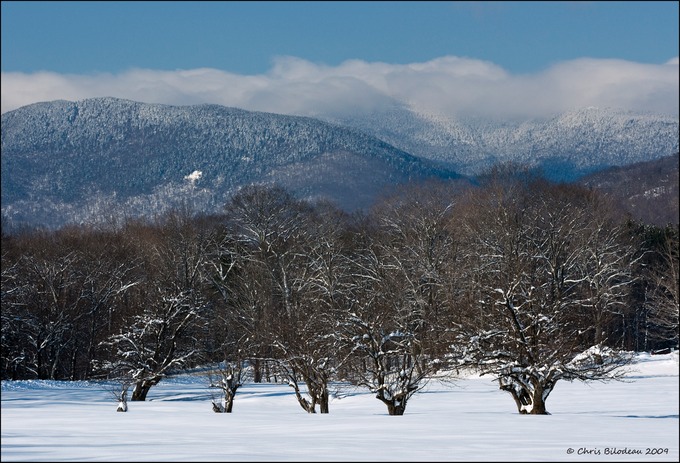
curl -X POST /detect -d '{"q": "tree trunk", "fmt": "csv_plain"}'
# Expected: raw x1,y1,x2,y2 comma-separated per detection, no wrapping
225,395,235,413
69,345,78,381
37,348,46,379
500,377,550,415
318,391,329,414
224,384,239,412
377,391,408,415
529,394,548,415
386,401,407,415
131,383,151,401
131,378,160,401
503,384,532,414
308,380,330,414
253,359,262,383
528,382,550,415
293,388,317,413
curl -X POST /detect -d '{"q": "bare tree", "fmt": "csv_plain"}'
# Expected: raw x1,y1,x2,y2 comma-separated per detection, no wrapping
1,251,29,380
208,356,249,413
106,378,131,412
333,183,463,416
268,203,358,414
222,185,302,384
2,226,138,380
97,286,208,400
6,247,96,380
95,214,211,400
645,226,680,348
455,180,636,414
220,185,342,413
336,214,452,416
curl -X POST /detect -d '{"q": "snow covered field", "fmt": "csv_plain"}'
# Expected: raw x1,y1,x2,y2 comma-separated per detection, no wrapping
2,352,678,462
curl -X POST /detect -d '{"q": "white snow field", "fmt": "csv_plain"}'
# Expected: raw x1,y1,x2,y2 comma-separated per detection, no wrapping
2,352,678,462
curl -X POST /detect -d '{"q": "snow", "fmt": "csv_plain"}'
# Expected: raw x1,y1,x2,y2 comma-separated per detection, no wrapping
2,352,678,462
184,170,202,184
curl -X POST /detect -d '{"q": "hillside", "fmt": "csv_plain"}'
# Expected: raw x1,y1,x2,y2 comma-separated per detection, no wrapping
1,97,458,230
578,152,680,227
325,105,679,181
2,97,677,231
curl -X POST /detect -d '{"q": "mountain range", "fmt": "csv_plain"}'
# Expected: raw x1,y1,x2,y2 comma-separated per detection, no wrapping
1,97,678,230
578,152,679,227
321,105,679,181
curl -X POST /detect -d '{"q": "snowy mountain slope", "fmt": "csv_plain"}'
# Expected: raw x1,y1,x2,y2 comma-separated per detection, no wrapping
324,105,679,180
578,152,679,226
1,98,458,230
2,97,677,230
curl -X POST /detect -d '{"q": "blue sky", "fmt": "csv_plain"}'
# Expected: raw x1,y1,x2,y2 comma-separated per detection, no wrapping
2,1,677,74
1,1,678,118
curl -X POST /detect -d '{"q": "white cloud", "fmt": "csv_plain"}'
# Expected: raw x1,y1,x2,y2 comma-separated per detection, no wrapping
1,55,678,119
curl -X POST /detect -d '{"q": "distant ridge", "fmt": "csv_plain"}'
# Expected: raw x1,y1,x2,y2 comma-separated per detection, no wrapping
578,152,679,227
1,97,459,230
2,97,678,230
324,105,679,181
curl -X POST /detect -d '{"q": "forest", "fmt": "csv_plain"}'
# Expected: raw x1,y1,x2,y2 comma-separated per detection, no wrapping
1,171,678,415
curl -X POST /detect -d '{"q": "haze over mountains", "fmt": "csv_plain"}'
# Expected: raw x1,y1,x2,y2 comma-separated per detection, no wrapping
323,105,679,180
1,97,678,230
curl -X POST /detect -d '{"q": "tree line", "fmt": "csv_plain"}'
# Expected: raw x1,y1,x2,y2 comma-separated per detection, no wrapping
2,172,678,415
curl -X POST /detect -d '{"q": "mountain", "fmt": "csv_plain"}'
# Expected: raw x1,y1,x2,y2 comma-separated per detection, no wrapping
322,105,679,181
1,98,459,230
2,97,678,231
578,152,679,227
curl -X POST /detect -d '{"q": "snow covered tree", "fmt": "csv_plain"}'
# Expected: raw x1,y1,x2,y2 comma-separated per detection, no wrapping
220,185,302,383
336,210,453,416
1,251,29,380
455,180,636,414
95,213,211,400
2,226,139,380
208,357,249,413
11,250,87,379
108,379,131,412
644,225,679,349
65,229,142,379
4,238,136,380
97,287,207,400
372,181,464,362
220,186,343,413
267,203,359,414
203,236,250,413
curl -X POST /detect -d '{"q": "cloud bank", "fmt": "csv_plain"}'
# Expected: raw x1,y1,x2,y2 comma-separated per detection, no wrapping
2,55,678,119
